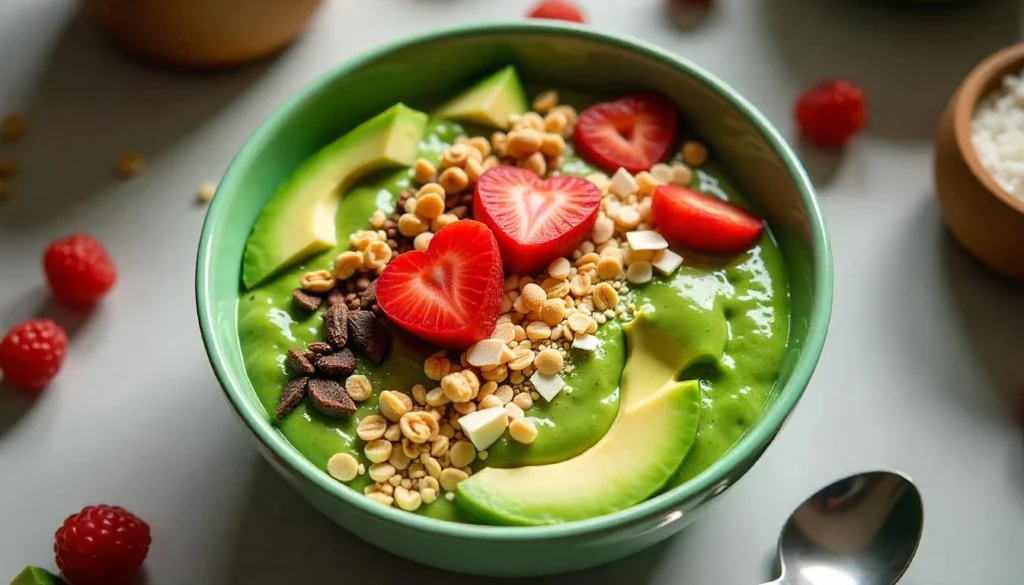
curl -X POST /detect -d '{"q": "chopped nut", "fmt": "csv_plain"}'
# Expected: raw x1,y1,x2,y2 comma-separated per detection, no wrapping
364,439,393,463
425,386,450,407
440,144,474,169
346,375,373,402
518,151,547,176
384,423,402,443
539,299,565,327
465,157,484,183
441,370,479,403
395,486,422,511
532,90,559,114
398,213,428,237
490,322,516,344
506,128,543,158
430,435,450,457
439,468,469,492
544,110,568,135
333,251,362,280
371,210,388,229
453,400,477,415
592,282,619,311
400,411,440,443
526,321,552,341
651,163,674,183
597,256,624,280
369,462,396,483
414,191,446,219
626,260,654,284
363,241,393,270
615,206,641,229
357,414,388,441
327,453,360,482
569,273,592,297
379,390,411,422
414,158,436,183
682,141,709,167
301,270,336,293
520,283,547,312
481,363,509,383
534,348,564,376
671,163,693,186
635,171,660,196
507,347,535,371
438,166,469,194
479,394,503,410
276,376,308,420
509,418,538,444
495,384,514,404
505,402,525,420
539,132,566,158
115,152,144,177
389,447,411,470
512,392,534,411
449,440,477,468
424,353,452,381
195,181,217,203
568,312,594,334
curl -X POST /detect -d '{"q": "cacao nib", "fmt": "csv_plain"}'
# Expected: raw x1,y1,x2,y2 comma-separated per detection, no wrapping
348,310,390,365
322,302,349,348
316,348,357,377
327,289,345,307
292,289,323,312
307,378,356,416
286,348,315,374
307,342,332,355
276,376,308,420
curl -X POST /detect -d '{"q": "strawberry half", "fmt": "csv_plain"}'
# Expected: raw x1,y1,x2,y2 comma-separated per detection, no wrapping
474,167,601,275
652,184,764,254
574,92,678,174
375,220,503,350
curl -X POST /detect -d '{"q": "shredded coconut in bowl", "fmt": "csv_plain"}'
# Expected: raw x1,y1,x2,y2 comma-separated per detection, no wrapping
971,70,1024,201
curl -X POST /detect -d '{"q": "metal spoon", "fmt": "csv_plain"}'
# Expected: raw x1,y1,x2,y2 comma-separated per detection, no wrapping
761,471,924,585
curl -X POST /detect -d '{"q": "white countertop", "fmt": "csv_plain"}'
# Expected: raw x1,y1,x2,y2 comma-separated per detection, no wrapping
1,1,1022,583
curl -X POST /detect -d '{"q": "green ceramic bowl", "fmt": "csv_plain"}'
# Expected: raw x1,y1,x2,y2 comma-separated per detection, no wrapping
197,22,832,577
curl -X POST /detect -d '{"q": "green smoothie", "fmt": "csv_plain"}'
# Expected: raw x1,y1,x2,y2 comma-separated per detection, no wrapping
237,91,789,523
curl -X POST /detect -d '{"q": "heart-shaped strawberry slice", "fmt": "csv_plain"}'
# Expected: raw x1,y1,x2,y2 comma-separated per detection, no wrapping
574,92,678,174
375,219,504,350
474,167,602,275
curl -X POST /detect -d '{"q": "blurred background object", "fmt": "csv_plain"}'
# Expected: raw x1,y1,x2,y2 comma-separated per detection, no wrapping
79,0,323,69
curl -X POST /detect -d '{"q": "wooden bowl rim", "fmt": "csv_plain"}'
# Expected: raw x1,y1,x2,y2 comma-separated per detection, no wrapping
954,42,1024,216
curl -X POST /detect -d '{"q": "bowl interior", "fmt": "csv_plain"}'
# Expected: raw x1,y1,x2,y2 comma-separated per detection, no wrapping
954,43,1024,215
198,22,832,538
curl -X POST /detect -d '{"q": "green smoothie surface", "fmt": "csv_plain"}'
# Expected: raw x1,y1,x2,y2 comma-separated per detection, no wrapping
236,90,789,523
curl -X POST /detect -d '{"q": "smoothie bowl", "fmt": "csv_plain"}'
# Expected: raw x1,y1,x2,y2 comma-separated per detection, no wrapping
197,22,832,576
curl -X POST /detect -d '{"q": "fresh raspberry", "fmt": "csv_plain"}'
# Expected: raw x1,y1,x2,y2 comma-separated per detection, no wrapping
43,234,117,308
0,319,68,390
527,0,586,23
794,79,867,148
55,505,151,585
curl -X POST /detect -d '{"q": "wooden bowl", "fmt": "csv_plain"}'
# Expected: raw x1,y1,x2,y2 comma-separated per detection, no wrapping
935,43,1024,281
80,0,323,69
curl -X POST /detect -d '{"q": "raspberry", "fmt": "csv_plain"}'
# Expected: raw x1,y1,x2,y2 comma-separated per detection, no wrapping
0,319,68,390
55,505,151,585
527,0,585,23
43,234,117,308
794,79,867,148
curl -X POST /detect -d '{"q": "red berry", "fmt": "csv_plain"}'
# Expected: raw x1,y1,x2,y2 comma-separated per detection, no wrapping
474,167,601,275
794,79,867,148
54,505,151,585
574,92,679,174
376,220,504,350
652,184,764,254
0,319,68,390
43,234,117,308
527,0,585,22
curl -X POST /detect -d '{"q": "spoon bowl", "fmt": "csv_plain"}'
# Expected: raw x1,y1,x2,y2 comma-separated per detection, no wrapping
768,471,924,585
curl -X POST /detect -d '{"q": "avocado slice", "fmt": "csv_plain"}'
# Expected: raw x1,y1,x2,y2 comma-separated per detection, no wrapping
434,66,528,130
242,104,428,289
10,567,62,585
456,378,701,525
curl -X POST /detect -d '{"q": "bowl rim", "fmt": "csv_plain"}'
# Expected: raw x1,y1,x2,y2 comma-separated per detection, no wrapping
954,42,1024,216
197,20,833,540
